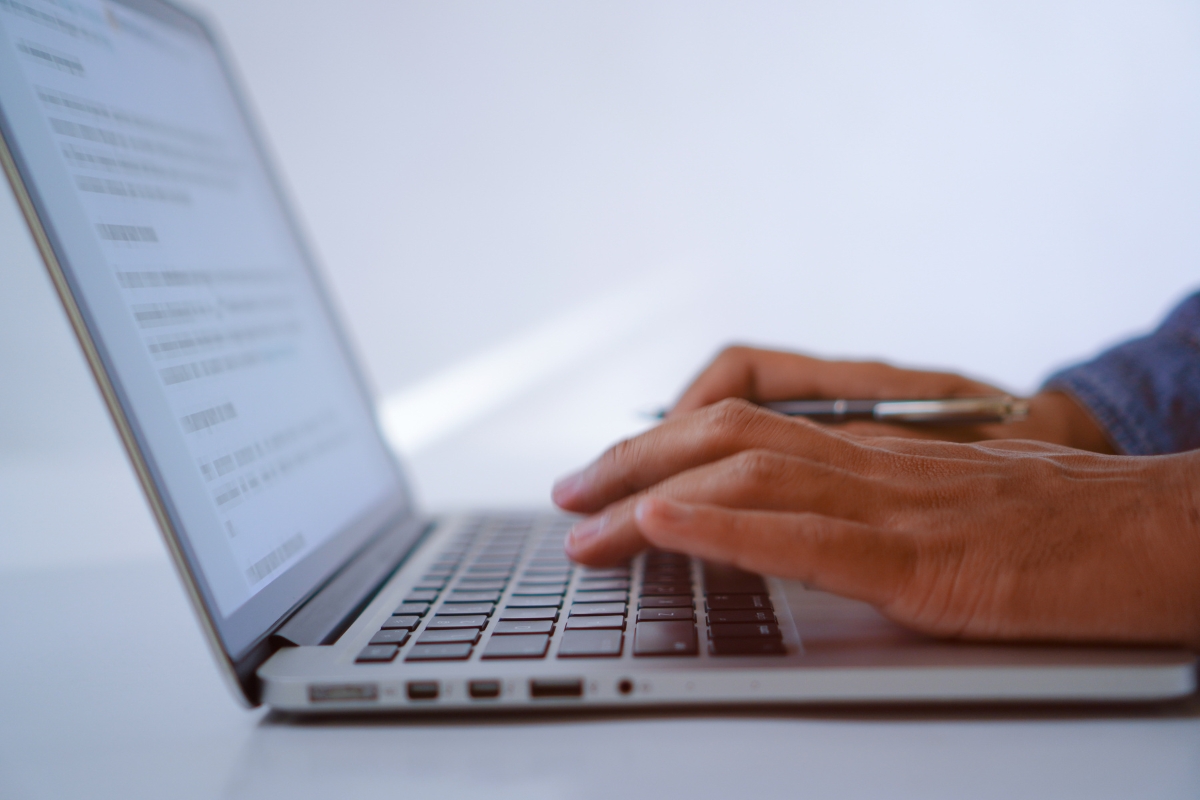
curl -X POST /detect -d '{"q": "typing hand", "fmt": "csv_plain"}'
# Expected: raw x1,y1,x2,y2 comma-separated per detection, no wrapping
553,399,1200,647
668,346,1115,452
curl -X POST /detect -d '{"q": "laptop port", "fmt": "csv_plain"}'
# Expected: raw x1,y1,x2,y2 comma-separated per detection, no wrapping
406,681,439,701
468,680,502,699
308,683,378,703
529,677,584,698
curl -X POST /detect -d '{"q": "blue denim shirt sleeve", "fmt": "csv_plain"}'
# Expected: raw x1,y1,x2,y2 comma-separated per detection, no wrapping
1042,291,1200,455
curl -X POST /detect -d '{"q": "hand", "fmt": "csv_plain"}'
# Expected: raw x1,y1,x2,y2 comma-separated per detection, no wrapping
553,399,1200,647
669,346,1116,453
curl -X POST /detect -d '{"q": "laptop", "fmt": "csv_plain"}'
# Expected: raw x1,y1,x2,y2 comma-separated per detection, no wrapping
1,0,1193,712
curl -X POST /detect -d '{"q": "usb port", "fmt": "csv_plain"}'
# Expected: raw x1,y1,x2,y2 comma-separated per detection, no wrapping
469,680,502,699
529,677,583,698
406,681,439,701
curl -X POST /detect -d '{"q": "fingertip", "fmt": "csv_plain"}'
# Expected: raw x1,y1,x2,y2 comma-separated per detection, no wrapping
635,496,693,528
563,514,626,565
551,469,587,508
563,531,595,564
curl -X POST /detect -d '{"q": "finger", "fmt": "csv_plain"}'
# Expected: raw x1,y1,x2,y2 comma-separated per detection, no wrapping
634,497,914,609
554,398,876,513
564,448,891,565
671,346,998,416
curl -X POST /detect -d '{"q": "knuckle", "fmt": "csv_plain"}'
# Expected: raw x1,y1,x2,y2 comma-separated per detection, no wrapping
709,396,758,425
701,398,761,446
715,344,753,364
727,448,783,485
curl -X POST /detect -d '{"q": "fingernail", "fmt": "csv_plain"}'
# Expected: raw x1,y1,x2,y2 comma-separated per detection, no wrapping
552,470,586,505
637,497,691,524
567,515,605,550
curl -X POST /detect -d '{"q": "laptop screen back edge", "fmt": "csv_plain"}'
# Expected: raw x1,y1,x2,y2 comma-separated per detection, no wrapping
0,0,420,673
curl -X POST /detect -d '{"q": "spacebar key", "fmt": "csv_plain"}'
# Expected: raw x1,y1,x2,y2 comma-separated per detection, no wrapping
633,621,698,656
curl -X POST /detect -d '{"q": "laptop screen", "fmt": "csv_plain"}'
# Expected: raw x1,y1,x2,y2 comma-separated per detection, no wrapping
0,0,410,656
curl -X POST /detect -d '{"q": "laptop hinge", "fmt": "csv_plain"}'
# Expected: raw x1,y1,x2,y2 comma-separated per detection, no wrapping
272,516,434,647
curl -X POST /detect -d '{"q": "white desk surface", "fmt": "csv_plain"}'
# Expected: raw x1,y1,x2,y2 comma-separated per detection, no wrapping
3,335,1200,800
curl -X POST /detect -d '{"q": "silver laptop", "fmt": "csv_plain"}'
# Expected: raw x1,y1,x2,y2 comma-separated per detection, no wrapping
2,0,1193,712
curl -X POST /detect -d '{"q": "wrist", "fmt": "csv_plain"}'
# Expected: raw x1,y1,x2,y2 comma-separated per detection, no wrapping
1000,391,1116,453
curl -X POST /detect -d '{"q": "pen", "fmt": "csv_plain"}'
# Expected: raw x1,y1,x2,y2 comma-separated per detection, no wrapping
650,396,1030,424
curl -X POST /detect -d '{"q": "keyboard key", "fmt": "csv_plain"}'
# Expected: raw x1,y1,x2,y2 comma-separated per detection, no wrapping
569,602,626,616
706,594,771,610
435,602,494,616
500,606,559,620
380,615,421,630
405,642,474,661
527,560,571,569
521,569,572,579
633,621,698,656
518,575,571,585
702,562,768,594
393,602,430,616
417,628,481,644
558,629,623,658
465,566,513,576
709,638,787,656
637,607,694,622
414,578,448,590
640,584,692,596
709,623,781,639
455,580,507,591
493,619,554,635
639,595,693,608
643,577,691,588
481,633,550,659
426,614,488,629
513,584,567,595
404,590,439,603
707,609,777,624
573,591,627,603
644,560,689,569
566,615,625,630
446,591,502,603
643,567,691,579
356,644,399,663
577,579,630,591
536,547,571,558
507,595,562,608
368,629,411,646
578,568,630,579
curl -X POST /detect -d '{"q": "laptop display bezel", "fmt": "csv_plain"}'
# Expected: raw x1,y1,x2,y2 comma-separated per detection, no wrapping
0,0,420,704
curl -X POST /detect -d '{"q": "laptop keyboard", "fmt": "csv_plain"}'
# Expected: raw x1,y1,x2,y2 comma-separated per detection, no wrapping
355,514,787,664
